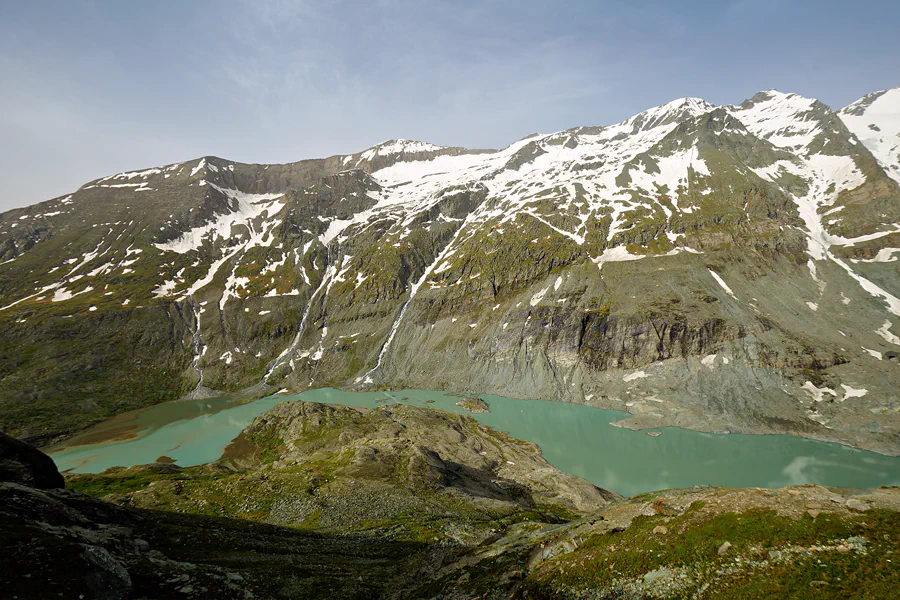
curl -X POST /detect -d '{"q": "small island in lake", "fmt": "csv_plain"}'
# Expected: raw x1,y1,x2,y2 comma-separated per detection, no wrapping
455,396,490,414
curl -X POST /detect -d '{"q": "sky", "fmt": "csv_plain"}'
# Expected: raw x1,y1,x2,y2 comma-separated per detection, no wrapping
1,0,898,211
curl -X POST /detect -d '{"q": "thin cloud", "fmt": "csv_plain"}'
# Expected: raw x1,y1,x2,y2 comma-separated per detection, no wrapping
0,0,897,210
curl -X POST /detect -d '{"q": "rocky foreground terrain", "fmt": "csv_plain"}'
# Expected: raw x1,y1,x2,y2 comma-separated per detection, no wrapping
3,402,900,599
1,88,899,455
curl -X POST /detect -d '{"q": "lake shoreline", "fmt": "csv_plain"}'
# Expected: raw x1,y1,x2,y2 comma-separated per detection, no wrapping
347,383,900,458
47,387,900,497
43,380,900,458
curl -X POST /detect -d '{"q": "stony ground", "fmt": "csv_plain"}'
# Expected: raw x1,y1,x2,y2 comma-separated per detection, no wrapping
510,484,900,599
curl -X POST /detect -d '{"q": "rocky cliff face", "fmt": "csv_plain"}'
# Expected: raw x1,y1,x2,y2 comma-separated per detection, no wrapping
1,90,899,453
0,430,64,489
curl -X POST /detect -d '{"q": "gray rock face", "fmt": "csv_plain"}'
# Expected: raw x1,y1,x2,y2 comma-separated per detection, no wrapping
81,544,133,600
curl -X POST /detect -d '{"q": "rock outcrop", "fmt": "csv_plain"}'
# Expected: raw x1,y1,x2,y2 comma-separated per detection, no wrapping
244,401,617,512
89,402,618,542
0,430,64,489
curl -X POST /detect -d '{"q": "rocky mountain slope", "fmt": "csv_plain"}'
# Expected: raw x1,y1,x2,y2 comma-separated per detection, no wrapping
5,406,900,599
1,88,899,453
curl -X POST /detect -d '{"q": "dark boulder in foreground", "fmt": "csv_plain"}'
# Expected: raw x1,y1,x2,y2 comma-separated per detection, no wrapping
0,430,64,489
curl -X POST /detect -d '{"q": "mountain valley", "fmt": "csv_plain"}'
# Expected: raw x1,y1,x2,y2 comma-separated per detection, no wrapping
0,87,899,458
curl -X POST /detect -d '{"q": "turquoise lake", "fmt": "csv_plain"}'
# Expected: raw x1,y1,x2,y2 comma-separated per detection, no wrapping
48,388,900,497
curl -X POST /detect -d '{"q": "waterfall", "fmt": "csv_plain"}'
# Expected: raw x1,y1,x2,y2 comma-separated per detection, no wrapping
358,222,470,383
186,295,205,398
263,246,333,382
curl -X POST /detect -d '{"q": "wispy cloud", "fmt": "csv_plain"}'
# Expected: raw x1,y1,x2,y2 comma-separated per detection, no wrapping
0,0,897,210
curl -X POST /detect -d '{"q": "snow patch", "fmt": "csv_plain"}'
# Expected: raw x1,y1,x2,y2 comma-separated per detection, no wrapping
801,381,836,403
838,88,900,183
863,347,883,360
857,247,900,263
530,286,550,306
876,321,900,345
708,270,736,299
840,384,868,399
52,286,93,302
623,370,648,382
190,158,206,177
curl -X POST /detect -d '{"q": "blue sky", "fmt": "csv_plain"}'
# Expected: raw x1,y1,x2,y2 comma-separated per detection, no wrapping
1,0,898,211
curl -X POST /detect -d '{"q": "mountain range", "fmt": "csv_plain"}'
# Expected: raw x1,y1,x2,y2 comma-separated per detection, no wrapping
1,87,899,453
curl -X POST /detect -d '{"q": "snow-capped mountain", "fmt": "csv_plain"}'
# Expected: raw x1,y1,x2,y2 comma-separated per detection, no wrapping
838,87,900,184
1,87,899,454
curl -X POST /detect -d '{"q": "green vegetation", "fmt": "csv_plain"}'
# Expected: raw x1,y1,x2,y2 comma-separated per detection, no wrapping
525,503,900,599
0,304,192,444
67,466,196,496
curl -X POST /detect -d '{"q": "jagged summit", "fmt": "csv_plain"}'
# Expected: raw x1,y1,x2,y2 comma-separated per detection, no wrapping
639,95,714,115
838,87,900,183
365,138,448,154
754,88,799,98
839,86,900,115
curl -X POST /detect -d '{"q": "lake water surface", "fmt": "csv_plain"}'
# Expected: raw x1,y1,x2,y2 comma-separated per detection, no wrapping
49,388,900,497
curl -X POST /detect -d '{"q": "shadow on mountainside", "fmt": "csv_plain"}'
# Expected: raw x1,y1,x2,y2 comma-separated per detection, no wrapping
0,432,443,600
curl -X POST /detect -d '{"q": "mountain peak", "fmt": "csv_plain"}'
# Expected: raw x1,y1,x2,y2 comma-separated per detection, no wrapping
667,96,715,109
744,88,815,105
647,96,715,117
837,86,900,183
366,139,447,156
343,138,481,172
623,96,716,134
839,86,900,116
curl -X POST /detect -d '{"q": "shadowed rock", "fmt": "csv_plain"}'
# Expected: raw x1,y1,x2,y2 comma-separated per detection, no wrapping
0,431,64,489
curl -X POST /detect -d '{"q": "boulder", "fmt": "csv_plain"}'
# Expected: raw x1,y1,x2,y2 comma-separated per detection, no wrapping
0,431,65,489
